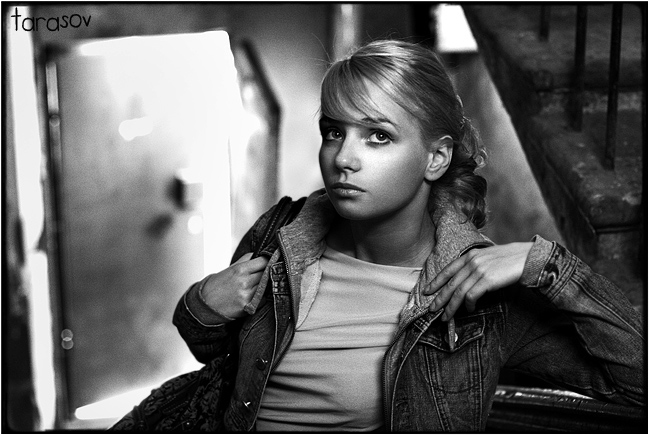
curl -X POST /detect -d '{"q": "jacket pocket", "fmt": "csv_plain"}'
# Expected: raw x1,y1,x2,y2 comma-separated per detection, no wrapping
392,299,504,431
414,301,504,394
419,302,502,353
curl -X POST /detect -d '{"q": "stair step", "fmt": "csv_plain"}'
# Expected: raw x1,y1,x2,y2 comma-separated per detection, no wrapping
582,108,643,162
463,5,643,230
464,5,644,92
519,110,642,296
538,90,643,163
462,4,644,284
521,111,641,230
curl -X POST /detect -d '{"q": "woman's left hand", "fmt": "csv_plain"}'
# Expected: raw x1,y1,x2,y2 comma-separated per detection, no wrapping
425,242,533,321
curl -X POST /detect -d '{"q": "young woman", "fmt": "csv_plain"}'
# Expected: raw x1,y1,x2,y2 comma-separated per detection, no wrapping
173,40,643,431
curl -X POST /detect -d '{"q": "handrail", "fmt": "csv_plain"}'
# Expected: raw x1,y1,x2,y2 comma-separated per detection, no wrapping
488,385,646,433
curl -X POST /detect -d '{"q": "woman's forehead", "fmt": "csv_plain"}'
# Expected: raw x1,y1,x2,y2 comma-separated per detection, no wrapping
321,102,384,125
321,78,396,123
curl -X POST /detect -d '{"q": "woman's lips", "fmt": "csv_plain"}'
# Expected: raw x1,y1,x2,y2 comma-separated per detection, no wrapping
331,182,365,197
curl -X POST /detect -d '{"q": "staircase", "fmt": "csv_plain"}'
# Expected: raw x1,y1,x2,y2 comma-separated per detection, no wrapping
462,4,646,309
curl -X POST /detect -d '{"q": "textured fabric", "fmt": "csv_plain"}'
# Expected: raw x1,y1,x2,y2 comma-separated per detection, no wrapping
173,191,645,432
519,235,554,287
256,246,420,431
184,276,230,326
109,350,234,432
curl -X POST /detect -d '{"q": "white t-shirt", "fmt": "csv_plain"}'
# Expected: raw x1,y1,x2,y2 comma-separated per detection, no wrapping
256,245,421,432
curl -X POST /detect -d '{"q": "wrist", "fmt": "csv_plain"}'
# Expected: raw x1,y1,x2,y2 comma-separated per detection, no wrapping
198,280,236,322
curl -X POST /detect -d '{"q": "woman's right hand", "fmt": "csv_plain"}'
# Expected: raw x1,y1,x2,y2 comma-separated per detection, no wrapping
200,252,270,320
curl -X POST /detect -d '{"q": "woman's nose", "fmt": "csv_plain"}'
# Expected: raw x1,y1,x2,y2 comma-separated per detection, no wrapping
334,138,360,172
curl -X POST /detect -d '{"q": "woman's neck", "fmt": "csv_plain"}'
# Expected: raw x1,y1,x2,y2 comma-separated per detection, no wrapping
327,209,436,268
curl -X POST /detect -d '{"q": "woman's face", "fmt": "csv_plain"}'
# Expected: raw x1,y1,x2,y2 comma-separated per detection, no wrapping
319,81,433,223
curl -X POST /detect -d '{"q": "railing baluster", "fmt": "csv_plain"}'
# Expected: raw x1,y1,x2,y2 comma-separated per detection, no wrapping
604,4,623,169
540,5,550,41
573,5,588,131
641,3,647,273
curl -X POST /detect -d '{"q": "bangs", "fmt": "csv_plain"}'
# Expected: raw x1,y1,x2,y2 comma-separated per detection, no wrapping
320,61,387,123
320,56,427,131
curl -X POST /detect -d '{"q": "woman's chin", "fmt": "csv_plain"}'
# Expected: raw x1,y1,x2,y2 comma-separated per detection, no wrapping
330,200,381,222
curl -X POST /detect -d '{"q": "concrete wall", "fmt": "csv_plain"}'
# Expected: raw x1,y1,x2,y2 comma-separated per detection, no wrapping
451,53,564,245
225,3,330,198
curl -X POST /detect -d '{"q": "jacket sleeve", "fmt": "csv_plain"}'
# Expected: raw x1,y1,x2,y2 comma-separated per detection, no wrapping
502,235,644,406
172,204,275,363
172,287,240,364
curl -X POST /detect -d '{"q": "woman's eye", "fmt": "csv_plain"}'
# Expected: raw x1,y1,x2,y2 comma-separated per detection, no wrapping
323,129,343,141
368,131,391,144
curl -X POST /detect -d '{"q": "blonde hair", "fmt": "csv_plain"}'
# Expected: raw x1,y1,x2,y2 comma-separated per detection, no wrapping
320,39,488,228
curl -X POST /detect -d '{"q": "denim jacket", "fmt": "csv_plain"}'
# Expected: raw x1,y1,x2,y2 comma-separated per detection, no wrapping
173,190,644,432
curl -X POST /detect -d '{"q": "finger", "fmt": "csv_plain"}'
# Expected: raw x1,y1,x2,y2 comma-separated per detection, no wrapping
238,284,259,305
237,256,270,274
429,260,472,311
234,252,254,263
441,271,481,320
424,256,468,296
464,282,489,313
243,270,265,289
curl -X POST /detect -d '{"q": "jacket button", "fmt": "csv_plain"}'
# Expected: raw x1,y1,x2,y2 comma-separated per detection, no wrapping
255,358,267,370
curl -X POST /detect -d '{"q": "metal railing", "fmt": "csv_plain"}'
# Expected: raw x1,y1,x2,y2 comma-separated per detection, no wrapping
538,4,647,271
605,4,623,169
572,5,587,133
539,4,646,171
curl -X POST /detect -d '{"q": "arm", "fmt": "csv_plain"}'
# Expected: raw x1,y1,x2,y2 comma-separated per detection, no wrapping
502,236,644,406
172,206,275,363
172,285,240,364
426,236,644,406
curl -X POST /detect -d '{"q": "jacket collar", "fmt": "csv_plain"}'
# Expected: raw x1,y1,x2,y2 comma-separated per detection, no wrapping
400,206,493,324
277,189,336,275
278,189,493,318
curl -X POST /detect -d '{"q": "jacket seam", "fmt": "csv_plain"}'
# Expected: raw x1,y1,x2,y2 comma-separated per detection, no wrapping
539,247,578,302
183,291,225,328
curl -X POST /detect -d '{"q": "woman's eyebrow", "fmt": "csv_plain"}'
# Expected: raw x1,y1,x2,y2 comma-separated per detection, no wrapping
360,116,395,127
319,115,336,125
319,114,396,129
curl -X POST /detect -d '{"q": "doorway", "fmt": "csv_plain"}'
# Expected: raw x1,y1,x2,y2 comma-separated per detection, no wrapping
45,30,277,429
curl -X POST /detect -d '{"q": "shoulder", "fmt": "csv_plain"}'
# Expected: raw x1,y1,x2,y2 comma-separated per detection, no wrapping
244,195,309,256
253,195,308,233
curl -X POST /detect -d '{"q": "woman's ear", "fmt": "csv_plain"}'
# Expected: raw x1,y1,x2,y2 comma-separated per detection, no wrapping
425,135,453,181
